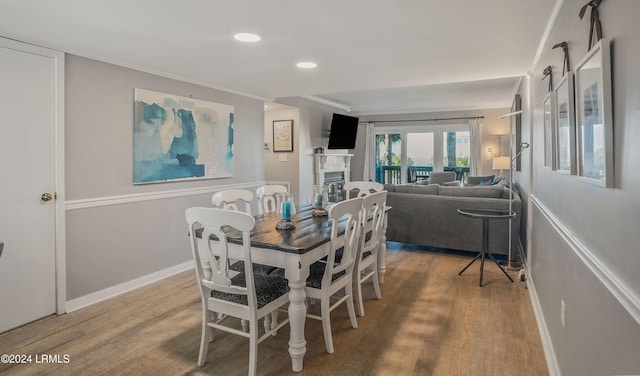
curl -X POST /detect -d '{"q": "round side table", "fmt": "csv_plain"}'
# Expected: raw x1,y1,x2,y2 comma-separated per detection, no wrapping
457,208,516,287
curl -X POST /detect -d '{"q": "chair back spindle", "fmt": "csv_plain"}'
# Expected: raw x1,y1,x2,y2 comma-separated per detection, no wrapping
211,189,254,215
256,184,288,215
343,181,384,199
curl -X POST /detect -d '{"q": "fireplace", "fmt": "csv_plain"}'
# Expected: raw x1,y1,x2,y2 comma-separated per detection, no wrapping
314,153,352,201
324,172,345,201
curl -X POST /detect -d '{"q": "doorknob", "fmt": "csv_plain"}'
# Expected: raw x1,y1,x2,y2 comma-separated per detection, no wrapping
41,193,54,202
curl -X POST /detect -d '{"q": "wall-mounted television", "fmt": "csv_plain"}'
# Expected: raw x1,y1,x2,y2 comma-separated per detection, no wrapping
327,113,359,149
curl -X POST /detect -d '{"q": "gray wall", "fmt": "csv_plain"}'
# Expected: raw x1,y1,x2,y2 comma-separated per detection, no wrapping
526,0,640,374
264,107,300,198
65,55,265,300
274,97,343,203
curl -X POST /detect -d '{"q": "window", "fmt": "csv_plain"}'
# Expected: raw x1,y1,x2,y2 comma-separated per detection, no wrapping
374,133,402,184
373,124,470,184
443,131,470,168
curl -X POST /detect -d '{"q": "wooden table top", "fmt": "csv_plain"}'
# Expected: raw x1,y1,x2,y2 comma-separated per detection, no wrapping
196,203,390,255
241,204,340,254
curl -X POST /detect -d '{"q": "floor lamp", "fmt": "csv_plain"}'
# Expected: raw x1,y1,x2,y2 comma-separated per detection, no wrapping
497,110,527,271
503,142,529,270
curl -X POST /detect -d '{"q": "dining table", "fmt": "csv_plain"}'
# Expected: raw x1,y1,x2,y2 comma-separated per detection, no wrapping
197,203,390,372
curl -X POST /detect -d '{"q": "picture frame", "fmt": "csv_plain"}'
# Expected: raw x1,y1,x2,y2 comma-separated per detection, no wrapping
553,73,576,174
543,91,556,170
273,119,294,152
575,38,613,187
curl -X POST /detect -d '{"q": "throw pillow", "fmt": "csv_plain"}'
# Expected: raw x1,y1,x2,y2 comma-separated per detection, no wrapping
466,175,495,185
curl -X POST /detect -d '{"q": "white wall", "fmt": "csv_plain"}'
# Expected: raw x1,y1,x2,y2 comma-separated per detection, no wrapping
525,0,640,374
65,55,266,301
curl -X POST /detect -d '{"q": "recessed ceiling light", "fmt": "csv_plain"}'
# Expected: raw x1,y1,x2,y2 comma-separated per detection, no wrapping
296,62,317,69
233,33,261,42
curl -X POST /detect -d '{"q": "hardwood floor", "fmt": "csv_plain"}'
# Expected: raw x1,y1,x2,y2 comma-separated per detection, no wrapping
0,243,548,376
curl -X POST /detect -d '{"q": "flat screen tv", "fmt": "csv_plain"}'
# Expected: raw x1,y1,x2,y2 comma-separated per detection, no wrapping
327,113,359,149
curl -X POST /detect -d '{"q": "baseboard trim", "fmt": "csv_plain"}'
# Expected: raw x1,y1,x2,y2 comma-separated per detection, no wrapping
65,261,194,312
527,274,562,376
65,181,265,210
531,195,640,326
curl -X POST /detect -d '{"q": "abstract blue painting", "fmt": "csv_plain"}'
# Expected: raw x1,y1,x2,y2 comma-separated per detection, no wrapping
133,89,235,184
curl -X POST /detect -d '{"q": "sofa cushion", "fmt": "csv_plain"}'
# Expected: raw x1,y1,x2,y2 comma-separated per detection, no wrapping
427,171,457,185
395,184,439,195
466,175,495,185
383,184,397,192
439,186,504,198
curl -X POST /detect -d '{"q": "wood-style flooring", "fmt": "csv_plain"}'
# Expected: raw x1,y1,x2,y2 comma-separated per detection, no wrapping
0,243,548,376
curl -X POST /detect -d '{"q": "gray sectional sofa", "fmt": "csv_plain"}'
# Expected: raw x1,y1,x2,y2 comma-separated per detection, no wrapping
383,183,521,256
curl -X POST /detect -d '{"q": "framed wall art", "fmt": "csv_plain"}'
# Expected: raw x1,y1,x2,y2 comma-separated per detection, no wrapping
554,73,576,174
133,89,235,184
273,119,294,152
543,92,556,170
575,38,613,187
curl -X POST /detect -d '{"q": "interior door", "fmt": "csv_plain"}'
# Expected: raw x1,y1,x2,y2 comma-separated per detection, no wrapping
0,38,59,333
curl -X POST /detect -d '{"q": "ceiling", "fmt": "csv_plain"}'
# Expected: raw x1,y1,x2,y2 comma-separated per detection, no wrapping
0,0,557,115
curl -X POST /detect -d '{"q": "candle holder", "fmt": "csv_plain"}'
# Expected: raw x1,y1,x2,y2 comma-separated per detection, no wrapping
275,192,296,230
312,185,329,216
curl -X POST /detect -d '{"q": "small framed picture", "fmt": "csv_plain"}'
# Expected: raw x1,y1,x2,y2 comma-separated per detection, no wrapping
554,73,576,174
575,38,613,187
543,92,556,169
273,119,294,152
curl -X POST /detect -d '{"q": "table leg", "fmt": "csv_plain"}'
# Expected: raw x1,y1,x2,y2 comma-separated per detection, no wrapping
377,234,387,284
480,218,488,286
458,251,482,275
286,260,309,372
486,251,514,282
378,213,389,284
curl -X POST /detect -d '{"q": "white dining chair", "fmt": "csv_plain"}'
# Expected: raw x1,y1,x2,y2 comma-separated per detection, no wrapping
211,189,254,215
353,191,387,317
343,181,384,199
305,197,363,353
212,189,276,278
255,184,288,215
211,188,264,332
185,207,290,376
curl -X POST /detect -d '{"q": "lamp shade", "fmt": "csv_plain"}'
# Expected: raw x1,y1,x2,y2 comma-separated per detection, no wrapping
492,156,511,170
